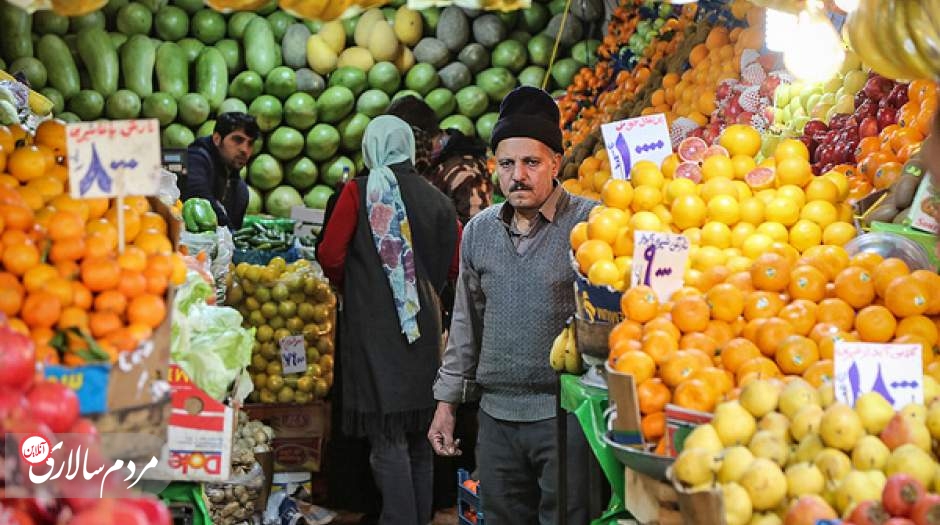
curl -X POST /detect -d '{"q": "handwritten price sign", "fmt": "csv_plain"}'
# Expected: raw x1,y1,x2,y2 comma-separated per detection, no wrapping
600,114,673,180
630,230,689,301
834,342,923,410
279,335,307,375
65,119,161,199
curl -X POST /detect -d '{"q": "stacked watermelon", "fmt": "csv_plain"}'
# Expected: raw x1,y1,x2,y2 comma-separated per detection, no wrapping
1,0,602,217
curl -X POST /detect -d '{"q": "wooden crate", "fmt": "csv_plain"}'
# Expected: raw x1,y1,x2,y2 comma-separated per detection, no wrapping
624,468,682,525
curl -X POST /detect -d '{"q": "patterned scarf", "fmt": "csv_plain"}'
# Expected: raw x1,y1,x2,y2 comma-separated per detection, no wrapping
362,116,421,343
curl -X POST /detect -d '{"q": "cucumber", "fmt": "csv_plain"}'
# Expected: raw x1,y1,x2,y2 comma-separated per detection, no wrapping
37,35,80,99
195,47,228,113
33,11,69,35
121,35,156,98
68,11,106,33
177,37,203,63
214,38,242,75
109,32,128,51
155,42,188,99
0,2,32,62
76,27,119,97
243,17,277,76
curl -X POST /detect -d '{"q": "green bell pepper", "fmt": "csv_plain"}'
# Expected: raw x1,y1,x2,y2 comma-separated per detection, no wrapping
182,198,218,233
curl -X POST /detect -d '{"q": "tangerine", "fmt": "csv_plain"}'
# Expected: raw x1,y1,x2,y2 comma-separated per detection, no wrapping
661,349,710,387
720,338,761,373
873,257,911,298
671,296,710,333
673,378,718,412
775,335,819,375
833,266,875,308
612,349,656,383
755,317,796,356
21,292,62,329
787,265,827,302
855,305,897,343
641,330,679,365
637,378,671,415
751,253,791,292
742,291,784,320
641,412,666,441
884,276,930,317
802,359,834,387
621,285,660,323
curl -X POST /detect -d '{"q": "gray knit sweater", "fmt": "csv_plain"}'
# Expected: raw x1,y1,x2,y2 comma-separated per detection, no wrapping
434,191,594,422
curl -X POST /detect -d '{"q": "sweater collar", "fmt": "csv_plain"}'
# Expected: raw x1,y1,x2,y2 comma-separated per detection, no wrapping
499,181,567,226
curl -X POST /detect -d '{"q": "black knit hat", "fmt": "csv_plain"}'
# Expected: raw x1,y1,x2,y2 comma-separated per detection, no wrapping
490,86,563,154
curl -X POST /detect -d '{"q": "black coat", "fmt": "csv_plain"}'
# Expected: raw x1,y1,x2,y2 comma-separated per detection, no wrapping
183,136,249,230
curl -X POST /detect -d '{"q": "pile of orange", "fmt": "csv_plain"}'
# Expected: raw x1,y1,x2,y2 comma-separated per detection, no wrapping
0,121,186,365
852,80,939,195
642,12,765,126
608,245,940,445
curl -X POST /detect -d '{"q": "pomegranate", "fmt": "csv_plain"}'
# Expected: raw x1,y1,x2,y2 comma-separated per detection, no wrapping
849,500,890,525
885,519,916,525
911,494,940,525
26,382,79,434
0,323,35,392
883,474,926,517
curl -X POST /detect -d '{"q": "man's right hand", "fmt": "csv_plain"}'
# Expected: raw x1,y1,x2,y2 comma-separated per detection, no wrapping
428,401,461,457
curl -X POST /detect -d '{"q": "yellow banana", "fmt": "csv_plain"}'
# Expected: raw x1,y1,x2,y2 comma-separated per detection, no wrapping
549,327,568,373
890,0,935,79
846,0,911,80
564,325,582,374
906,0,940,74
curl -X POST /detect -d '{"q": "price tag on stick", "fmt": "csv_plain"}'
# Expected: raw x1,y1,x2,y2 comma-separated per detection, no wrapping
65,119,162,253
630,230,689,302
279,335,307,375
834,341,923,410
600,114,673,180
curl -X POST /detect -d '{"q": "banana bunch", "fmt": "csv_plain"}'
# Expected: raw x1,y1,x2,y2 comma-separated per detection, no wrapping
549,324,583,375
845,0,940,81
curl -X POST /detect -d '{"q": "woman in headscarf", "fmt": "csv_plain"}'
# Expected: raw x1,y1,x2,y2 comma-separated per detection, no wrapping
318,116,462,525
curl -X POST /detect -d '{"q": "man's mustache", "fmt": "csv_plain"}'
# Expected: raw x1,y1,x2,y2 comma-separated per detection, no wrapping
509,182,532,192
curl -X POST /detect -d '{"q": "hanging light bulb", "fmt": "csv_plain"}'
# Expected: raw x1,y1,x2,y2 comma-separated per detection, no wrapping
765,8,798,52
783,7,846,82
833,0,859,13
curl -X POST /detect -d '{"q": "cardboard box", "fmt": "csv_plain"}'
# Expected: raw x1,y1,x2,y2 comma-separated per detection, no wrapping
145,363,237,482
624,468,682,525
908,170,940,234
571,252,624,325
668,467,725,525
43,197,180,415
244,402,330,473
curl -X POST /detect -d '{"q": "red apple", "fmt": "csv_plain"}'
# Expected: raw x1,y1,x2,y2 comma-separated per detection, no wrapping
860,117,880,138
877,106,898,129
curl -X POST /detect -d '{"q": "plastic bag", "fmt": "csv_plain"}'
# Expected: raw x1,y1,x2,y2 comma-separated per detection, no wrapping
213,227,234,302
158,169,181,208
171,270,255,402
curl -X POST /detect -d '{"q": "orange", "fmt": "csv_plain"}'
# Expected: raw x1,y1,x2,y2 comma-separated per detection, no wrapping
117,245,148,272
855,305,897,343
609,338,642,363
57,306,89,332
71,282,92,310
833,266,875,309
803,359,834,387
0,126,14,153
48,236,86,263
641,330,679,365
775,335,819,375
89,311,122,338
138,211,168,234
47,210,85,241
703,320,735,347
690,366,734,394
927,361,940,383
124,196,151,215
873,257,911,298
42,276,74,307
644,316,681,341
117,270,148,299
85,234,115,259
55,260,79,280
609,320,643,350
621,285,660,323
741,317,768,342
637,378,671,415
897,315,939,345
720,338,761,373
816,298,855,332
778,302,815,336
641,412,666,441
81,257,121,292
671,296,710,333
612,349,656,383
85,218,118,248
0,284,24,316
134,229,173,255
2,241,39,276
104,204,142,243
85,198,110,220
144,270,169,296
0,204,34,232
7,145,48,182
661,349,710,387
724,271,753,292
705,283,744,322
910,270,940,315
755,317,795,356
751,253,791,292
742,291,784,320
575,239,614,274
23,264,59,293
673,378,718,412
569,222,588,251
49,195,90,222
736,356,782,384
895,334,935,368
884,276,930,318
787,265,827,302
21,291,62,329
34,119,66,156
94,289,127,315
679,332,719,356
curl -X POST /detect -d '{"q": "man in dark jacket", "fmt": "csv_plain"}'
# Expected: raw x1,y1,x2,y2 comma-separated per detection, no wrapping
182,112,259,230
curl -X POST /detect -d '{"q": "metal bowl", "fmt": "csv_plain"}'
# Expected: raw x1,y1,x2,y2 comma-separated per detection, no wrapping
603,431,674,482
844,232,932,271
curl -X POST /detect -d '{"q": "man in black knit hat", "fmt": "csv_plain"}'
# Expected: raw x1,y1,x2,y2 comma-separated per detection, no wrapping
428,86,593,524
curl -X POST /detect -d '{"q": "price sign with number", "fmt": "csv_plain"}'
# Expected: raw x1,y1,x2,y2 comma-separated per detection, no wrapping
279,335,307,375
630,230,689,302
834,341,923,410
65,119,162,199
600,114,672,180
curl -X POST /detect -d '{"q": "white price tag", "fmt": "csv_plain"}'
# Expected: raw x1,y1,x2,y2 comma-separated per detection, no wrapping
65,119,162,199
834,342,923,410
630,230,689,302
600,114,673,180
279,335,307,375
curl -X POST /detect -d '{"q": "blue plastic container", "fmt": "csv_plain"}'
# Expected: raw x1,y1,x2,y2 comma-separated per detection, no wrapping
457,469,484,525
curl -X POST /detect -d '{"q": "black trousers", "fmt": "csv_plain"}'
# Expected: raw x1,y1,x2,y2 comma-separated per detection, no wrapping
477,411,589,525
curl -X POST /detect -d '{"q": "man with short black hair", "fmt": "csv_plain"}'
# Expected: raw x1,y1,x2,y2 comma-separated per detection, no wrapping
428,86,593,525
183,112,260,230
